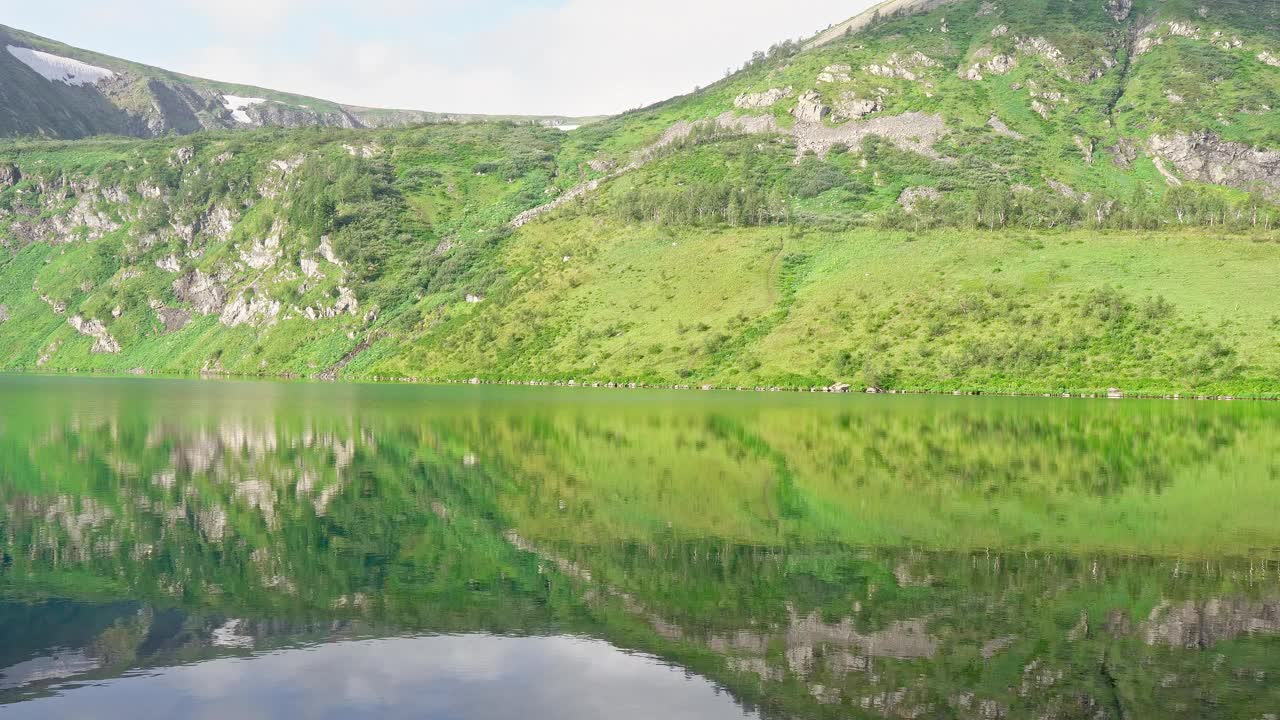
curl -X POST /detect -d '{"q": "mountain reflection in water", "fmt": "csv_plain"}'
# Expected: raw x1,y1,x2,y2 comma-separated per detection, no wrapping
0,632,752,720
0,376,1278,719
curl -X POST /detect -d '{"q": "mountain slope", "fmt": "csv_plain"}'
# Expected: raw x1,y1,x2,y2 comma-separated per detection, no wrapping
0,24,597,139
0,0,1279,396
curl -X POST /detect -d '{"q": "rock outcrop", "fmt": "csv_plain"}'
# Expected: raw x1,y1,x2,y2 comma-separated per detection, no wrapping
1149,132,1280,196
154,306,191,334
962,51,1018,81
220,292,281,328
734,87,793,110
865,52,940,82
68,315,121,353
794,112,947,159
833,94,883,121
1105,0,1133,22
240,225,283,271
792,91,831,123
817,65,852,83
173,270,228,315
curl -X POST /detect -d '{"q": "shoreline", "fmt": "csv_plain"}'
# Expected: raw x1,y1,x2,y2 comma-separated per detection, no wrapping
2,367,1276,402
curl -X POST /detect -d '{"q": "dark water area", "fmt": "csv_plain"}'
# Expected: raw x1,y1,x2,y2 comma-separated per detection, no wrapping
1,375,1278,718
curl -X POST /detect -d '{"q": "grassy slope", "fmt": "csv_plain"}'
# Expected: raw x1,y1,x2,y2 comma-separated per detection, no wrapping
355,218,1280,396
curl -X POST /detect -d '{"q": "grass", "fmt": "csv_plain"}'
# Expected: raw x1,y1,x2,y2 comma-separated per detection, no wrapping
352,219,1280,397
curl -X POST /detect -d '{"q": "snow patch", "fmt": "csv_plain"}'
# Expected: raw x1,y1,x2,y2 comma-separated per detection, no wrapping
222,95,267,124
6,45,114,86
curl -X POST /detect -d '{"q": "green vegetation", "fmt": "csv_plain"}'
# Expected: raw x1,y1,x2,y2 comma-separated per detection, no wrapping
2,377,1278,717
2,0,1280,396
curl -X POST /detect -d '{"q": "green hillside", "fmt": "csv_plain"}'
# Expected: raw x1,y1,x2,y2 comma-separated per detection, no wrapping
1,0,1279,395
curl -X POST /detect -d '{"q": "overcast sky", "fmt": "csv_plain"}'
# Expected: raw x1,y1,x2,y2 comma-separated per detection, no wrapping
0,0,877,116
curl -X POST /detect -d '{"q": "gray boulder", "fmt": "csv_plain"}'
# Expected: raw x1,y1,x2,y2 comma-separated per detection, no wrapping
792,91,831,123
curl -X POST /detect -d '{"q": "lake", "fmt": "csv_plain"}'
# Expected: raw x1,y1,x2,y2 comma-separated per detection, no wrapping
0,375,1278,718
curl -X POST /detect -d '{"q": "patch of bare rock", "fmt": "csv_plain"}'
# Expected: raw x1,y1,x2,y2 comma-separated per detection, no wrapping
68,315,121,354
987,115,1023,139
865,52,941,82
899,187,943,212
1105,0,1133,22
173,269,229,315
1149,132,1280,195
734,87,792,109
794,112,948,159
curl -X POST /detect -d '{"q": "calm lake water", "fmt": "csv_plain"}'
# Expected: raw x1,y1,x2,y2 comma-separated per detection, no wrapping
1,375,1278,719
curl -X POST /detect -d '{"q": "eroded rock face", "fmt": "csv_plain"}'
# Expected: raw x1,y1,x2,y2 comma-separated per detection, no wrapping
155,307,192,334
1110,138,1138,168
240,224,283,270
962,52,1018,81
31,191,121,245
1105,0,1133,22
1149,132,1280,196
0,164,20,188
734,87,792,109
220,292,281,328
1260,51,1280,68
173,270,228,315
1017,37,1066,68
170,147,195,166
834,94,883,121
817,65,852,83
792,90,832,123
300,255,322,279
794,111,947,159
317,236,343,267
68,315,121,354
865,52,941,82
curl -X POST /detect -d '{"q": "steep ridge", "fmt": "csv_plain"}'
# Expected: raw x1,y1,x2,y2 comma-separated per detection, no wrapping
1,0,1279,395
0,24,598,139
806,0,965,49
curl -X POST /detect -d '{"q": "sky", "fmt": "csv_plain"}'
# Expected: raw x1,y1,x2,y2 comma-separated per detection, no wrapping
0,0,877,116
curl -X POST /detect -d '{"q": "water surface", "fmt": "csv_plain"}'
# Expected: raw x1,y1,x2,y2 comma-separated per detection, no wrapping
1,376,1278,718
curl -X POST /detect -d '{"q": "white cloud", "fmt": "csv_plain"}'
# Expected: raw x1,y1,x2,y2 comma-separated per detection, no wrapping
5,635,761,720
182,0,302,32
172,0,877,116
